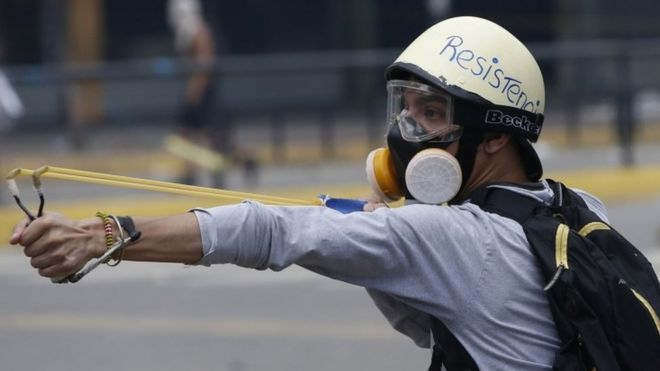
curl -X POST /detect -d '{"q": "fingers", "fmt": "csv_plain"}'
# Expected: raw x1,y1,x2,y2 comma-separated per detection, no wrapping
18,214,59,248
9,217,31,245
12,213,93,278
28,239,88,278
363,201,388,212
28,248,65,270
37,254,85,278
365,193,386,204
19,216,63,259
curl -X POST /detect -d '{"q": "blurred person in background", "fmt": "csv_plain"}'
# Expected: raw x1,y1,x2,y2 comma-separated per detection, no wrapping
0,68,24,132
0,46,24,200
167,0,224,186
9,16,660,370
0,63,24,201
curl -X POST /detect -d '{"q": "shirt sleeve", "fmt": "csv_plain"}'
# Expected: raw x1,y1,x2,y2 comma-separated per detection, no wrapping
366,288,433,348
192,201,490,312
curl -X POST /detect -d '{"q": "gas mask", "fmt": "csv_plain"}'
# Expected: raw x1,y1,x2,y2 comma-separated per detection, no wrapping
366,80,465,205
366,122,462,205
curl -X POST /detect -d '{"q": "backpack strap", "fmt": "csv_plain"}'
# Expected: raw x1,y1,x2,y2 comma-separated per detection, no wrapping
469,182,626,370
428,317,479,371
426,183,552,371
546,179,588,209
467,184,548,224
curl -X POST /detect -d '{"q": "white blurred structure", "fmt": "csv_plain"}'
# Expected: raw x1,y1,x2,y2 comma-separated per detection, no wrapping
167,0,204,53
426,0,451,18
0,70,23,131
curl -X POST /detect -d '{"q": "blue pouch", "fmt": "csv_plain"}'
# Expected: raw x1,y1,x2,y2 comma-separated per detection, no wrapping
318,194,367,214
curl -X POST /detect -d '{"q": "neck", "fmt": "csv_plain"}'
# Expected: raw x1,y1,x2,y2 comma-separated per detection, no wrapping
455,142,530,201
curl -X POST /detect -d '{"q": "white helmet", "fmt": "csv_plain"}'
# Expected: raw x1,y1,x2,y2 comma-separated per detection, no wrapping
385,16,546,180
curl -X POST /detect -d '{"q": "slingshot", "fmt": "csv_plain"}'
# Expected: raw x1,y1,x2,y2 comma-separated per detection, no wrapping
6,165,321,283
7,165,320,207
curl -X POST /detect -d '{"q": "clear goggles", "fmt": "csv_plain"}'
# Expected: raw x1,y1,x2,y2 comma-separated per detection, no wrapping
386,80,462,143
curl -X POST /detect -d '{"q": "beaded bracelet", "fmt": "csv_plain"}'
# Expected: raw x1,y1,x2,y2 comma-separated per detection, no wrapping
95,211,115,249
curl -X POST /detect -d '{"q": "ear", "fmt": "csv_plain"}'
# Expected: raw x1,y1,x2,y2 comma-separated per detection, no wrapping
480,133,511,154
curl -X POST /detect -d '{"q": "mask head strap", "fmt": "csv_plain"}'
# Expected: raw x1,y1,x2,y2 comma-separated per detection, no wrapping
449,129,483,204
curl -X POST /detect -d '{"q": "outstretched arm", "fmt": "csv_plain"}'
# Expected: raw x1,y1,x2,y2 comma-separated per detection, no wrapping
10,212,203,279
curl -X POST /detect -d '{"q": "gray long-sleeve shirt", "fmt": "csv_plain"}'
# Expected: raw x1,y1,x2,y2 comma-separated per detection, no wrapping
192,180,608,370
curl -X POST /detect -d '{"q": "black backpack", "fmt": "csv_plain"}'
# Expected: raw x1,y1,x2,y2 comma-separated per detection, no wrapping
466,180,660,371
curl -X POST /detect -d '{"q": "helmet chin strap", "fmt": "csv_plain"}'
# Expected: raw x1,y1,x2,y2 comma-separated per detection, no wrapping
449,129,484,205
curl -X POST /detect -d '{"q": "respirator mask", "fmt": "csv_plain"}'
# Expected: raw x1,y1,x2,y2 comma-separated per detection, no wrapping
366,80,463,205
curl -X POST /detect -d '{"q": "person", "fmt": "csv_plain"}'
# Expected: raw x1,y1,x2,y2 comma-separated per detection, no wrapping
1,66,24,201
7,17,617,369
167,0,224,186
0,68,24,132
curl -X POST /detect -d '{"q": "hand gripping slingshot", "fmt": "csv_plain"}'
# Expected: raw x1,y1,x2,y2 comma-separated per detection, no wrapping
6,165,321,283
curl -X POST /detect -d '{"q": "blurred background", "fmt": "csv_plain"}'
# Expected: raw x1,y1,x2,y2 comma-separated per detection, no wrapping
1,1,660,371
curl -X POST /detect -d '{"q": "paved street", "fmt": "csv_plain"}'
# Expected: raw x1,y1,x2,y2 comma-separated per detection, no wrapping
1,194,659,371
0,255,430,371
